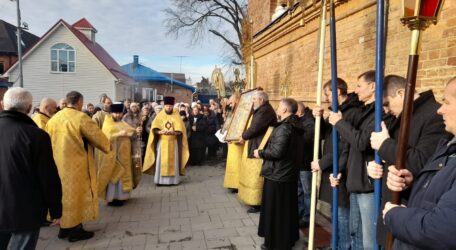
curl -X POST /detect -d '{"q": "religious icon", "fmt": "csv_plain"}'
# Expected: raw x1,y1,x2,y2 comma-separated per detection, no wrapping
211,66,226,98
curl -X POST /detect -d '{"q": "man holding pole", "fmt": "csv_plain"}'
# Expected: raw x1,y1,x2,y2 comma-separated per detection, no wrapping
329,70,377,250
382,77,456,249
313,78,362,249
367,75,449,247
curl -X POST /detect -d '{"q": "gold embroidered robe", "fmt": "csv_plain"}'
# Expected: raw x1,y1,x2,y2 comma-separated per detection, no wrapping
97,116,137,200
32,112,50,129
92,110,109,128
143,109,189,176
92,110,110,170
223,143,244,189
45,108,110,228
238,119,272,206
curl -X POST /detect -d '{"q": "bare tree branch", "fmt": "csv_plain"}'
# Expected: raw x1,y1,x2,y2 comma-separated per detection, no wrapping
163,0,247,65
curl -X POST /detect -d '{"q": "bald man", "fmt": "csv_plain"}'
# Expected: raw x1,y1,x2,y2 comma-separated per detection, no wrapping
32,97,57,129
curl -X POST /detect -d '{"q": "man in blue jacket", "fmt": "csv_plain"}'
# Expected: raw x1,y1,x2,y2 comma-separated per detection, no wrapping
383,77,456,249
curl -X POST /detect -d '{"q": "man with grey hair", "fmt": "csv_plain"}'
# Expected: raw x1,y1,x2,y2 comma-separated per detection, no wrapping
0,87,62,249
238,90,277,213
32,97,57,129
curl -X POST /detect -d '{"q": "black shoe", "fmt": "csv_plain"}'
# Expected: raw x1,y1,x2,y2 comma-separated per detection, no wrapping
107,199,125,207
229,188,238,194
42,220,52,227
58,228,71,239
68,226,94,242
247,206,260,213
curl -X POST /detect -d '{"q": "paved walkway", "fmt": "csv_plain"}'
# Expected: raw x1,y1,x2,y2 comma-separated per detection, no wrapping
36,161,309,250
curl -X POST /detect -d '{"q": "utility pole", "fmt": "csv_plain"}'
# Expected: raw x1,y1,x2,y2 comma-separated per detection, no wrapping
173,56,188,73
12,0,24,87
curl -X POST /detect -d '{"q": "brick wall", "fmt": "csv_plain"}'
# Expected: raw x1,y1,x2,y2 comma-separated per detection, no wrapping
249,0,456,106
249,0,273,34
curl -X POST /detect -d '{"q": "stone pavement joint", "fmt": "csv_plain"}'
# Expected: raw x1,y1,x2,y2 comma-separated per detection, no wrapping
36,161,308,249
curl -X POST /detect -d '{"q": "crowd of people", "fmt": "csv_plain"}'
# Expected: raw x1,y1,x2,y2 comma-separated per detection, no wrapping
1,71,456,250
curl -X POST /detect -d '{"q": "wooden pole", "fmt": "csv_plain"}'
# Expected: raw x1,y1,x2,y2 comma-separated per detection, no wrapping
386,28,422,250
308,1,327,249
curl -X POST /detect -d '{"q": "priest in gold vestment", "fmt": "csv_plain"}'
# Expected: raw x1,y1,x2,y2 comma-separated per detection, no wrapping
223,95,243,191
143,96,189,185
97,102,142,206
46,91,110,242
238,90,277,213
32,97,57,129
92,96,112,128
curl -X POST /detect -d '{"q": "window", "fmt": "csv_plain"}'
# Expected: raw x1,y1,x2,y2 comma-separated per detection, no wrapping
50,43,75,73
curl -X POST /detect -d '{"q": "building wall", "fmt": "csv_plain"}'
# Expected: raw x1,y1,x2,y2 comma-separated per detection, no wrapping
139,82,193,104
0,55,16,75
6,23,118,106
250,0,456,106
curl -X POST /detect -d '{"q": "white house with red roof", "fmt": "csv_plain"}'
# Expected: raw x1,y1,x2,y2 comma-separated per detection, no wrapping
3,18,134,105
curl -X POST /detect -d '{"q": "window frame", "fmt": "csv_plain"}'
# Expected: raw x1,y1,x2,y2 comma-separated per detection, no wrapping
50,43,76,73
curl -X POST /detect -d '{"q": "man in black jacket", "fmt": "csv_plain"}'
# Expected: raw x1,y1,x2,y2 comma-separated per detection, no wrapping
254,98,303,250
296,102,315,229
366,75,450,247
329,70,377,250
312,78,362,249
381,76,456,249
0,87,62,249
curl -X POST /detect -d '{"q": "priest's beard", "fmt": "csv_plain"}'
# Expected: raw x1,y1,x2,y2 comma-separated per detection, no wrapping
165,110,173,115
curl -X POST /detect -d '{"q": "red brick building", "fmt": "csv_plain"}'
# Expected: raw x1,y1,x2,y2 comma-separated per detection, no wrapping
247,0,456,105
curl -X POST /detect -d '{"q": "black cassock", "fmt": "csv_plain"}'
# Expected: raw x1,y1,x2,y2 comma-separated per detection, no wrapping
258,179,299,250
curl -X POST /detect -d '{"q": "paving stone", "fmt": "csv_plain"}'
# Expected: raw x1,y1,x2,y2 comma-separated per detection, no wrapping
204,228,239,239
170,217,191,226
181,239,207,250
229,236,255,247
222,219,244,228
236,226,258,237
36,163,308,249
158,232,192,244
205,238,232,249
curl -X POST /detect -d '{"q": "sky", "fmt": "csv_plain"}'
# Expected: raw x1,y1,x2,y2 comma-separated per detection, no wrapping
0,0,238,84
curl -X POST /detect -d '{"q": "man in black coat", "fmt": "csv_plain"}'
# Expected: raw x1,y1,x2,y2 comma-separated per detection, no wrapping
367,75,450,247
382,77,456,249
239,90,277,213
329,70,377,250
296,101,315,229
0,87,62,250
254,98,303,250
312,78,362,249
240,91,277,158
189,106,207,165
